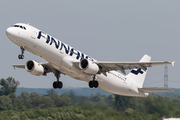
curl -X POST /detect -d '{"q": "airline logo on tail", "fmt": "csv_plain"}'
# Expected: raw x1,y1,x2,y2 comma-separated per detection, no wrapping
131,68,144,75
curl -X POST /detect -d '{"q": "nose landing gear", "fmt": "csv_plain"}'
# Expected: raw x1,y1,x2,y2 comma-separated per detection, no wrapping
18,46,25,59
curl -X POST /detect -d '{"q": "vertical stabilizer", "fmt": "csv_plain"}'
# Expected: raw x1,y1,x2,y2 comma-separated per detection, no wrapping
126,55,151,87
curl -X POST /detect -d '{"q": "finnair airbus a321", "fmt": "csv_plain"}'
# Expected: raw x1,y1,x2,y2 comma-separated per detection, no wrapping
6,23,174,97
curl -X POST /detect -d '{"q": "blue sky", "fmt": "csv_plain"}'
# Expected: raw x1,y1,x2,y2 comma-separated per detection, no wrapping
1,1,180,88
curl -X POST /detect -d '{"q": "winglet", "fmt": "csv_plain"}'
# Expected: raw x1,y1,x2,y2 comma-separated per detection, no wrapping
172,61,175,67
12,65,16,70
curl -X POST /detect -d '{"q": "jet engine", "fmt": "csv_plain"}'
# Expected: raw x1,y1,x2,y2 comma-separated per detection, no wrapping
79,59,99,74
25,60,44,76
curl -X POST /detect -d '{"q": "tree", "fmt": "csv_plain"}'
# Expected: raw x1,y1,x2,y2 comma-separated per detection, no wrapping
0,95,13,111
30,92,42,108
38,96,55,109
0,77,19,96
47,89,56,97
114,95,134,111
15,92,31,110
51,91,71,107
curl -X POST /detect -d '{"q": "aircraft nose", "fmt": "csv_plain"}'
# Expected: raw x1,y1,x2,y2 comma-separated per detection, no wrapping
6,27,14,38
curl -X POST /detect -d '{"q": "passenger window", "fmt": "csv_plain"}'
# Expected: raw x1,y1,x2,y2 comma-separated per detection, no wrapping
14,25,19,27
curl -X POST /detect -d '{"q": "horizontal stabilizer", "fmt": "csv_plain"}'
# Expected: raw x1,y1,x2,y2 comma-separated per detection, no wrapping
138,88,173,93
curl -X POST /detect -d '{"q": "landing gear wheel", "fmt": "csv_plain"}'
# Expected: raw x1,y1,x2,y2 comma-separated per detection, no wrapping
18,55,21,59
93,81,99,88
88,81,99,88
18,55,24,59
58,81,63,89
53,82,58,89
21,55,24,59
53,81,63,89
89,75,99,88
89,81,94,88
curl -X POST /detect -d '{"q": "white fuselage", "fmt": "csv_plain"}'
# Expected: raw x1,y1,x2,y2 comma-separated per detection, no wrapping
6,23,148,97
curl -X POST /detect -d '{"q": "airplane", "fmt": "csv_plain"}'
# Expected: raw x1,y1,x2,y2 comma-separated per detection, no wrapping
6,23,174,97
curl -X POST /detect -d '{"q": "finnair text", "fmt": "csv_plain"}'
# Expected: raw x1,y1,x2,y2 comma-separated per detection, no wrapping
37,31,94,61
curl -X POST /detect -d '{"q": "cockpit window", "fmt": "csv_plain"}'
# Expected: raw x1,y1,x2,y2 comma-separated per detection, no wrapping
14,25,19,27
12,25,26,30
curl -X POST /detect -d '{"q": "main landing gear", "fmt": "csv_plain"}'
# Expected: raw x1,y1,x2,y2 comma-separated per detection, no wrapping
53,70,63,89
18,46,25,59
89,75,99,88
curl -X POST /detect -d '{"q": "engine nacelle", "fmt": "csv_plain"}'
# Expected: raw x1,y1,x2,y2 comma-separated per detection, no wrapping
79,59,99,75
25,60,44,76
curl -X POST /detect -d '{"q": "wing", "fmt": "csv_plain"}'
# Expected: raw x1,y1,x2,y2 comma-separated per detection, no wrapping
138,88,173,93
73,60,174,75
97,61,174,75
12,62,56,75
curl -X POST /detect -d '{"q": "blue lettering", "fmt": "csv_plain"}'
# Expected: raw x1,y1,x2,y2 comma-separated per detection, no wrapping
60,43,70,54
39,30,95,61
37,31,46,39
37,31,51,44
80,53,85,60
46,35,50,43
70,48,80,59
50,37,60,49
